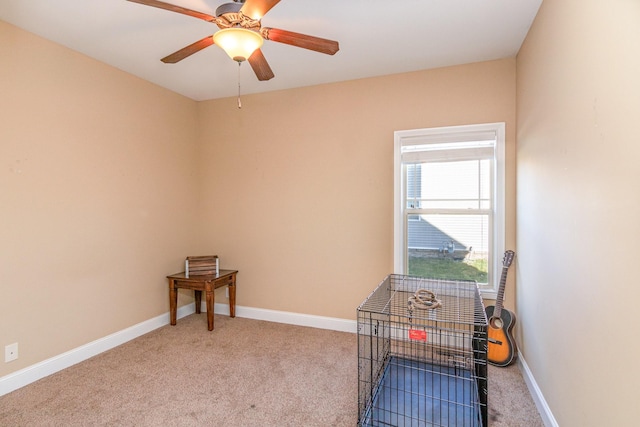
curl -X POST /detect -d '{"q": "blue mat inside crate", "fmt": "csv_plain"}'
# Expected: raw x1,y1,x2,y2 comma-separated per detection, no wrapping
362,357,482,427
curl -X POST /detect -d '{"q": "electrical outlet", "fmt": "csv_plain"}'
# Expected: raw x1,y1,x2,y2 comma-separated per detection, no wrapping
5,343,18,362
225,287,229,298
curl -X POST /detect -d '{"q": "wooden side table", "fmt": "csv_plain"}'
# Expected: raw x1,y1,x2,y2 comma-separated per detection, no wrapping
167,269,237,331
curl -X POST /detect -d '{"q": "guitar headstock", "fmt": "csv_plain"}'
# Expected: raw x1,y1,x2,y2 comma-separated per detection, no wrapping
503,250,515,267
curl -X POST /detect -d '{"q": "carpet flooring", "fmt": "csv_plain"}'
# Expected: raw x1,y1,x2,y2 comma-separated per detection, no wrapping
0,314,543,426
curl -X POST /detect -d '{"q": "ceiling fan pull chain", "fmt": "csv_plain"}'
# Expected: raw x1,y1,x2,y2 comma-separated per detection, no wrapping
237,62,242,109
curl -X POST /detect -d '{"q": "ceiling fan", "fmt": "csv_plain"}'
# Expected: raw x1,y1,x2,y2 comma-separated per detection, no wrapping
127,0,340,81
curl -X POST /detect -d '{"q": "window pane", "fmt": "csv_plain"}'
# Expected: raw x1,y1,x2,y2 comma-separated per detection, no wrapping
406,160,490,209
407,214,488,283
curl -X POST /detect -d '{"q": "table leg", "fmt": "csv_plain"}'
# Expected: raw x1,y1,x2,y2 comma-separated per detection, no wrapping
229,280,236,318
205,286,215,331
194,290,202,314
169,279,177,326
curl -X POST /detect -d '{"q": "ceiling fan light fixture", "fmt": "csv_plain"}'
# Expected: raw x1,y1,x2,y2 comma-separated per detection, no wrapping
213,28,263,62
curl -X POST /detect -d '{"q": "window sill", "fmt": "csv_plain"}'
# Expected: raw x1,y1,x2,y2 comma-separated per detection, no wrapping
480,288,497,301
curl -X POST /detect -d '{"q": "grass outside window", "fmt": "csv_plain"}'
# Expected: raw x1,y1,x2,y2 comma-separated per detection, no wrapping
407,256,488,283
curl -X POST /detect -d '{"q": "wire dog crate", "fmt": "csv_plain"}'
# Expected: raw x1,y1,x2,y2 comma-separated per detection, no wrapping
357,274,488,427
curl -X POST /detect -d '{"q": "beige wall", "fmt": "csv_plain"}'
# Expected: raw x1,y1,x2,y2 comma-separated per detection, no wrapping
0,21,201,377
1,19,517,380
197,59,517,320
516,0,640,424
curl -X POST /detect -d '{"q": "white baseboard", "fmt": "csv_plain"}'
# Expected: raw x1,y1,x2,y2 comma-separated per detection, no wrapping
0,304,196,397
0,303,355,396
518,355,559,427
213,302,357,333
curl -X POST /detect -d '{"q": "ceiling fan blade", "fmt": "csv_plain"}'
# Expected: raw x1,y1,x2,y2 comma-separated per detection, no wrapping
248,49,275,81
161,35,214,63
240,0,281,20
262,28,339,55
127,0,215,22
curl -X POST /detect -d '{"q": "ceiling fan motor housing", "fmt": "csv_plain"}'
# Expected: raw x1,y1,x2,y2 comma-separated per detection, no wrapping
215,2,260,30
215,2,242,17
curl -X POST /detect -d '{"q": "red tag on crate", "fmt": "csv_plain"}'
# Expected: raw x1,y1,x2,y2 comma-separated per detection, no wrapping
408,329,427,342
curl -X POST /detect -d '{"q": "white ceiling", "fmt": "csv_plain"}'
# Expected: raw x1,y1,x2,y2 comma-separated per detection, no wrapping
0,0,542,101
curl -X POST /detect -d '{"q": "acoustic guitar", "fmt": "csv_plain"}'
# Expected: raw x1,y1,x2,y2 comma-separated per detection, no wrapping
485,250,517,366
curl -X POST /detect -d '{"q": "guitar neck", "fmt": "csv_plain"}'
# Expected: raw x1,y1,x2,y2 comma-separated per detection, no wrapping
494,267,509,317
490,250,514,319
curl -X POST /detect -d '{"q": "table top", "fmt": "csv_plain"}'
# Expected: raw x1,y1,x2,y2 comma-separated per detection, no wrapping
167,269,238,281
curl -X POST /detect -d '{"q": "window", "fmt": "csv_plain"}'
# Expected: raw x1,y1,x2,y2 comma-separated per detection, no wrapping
394,123,505,297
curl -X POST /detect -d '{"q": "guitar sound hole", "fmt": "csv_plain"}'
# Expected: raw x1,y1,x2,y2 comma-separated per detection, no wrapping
489,317,503,329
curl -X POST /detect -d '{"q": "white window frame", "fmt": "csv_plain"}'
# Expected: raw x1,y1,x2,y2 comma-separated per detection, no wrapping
394,123,505,299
